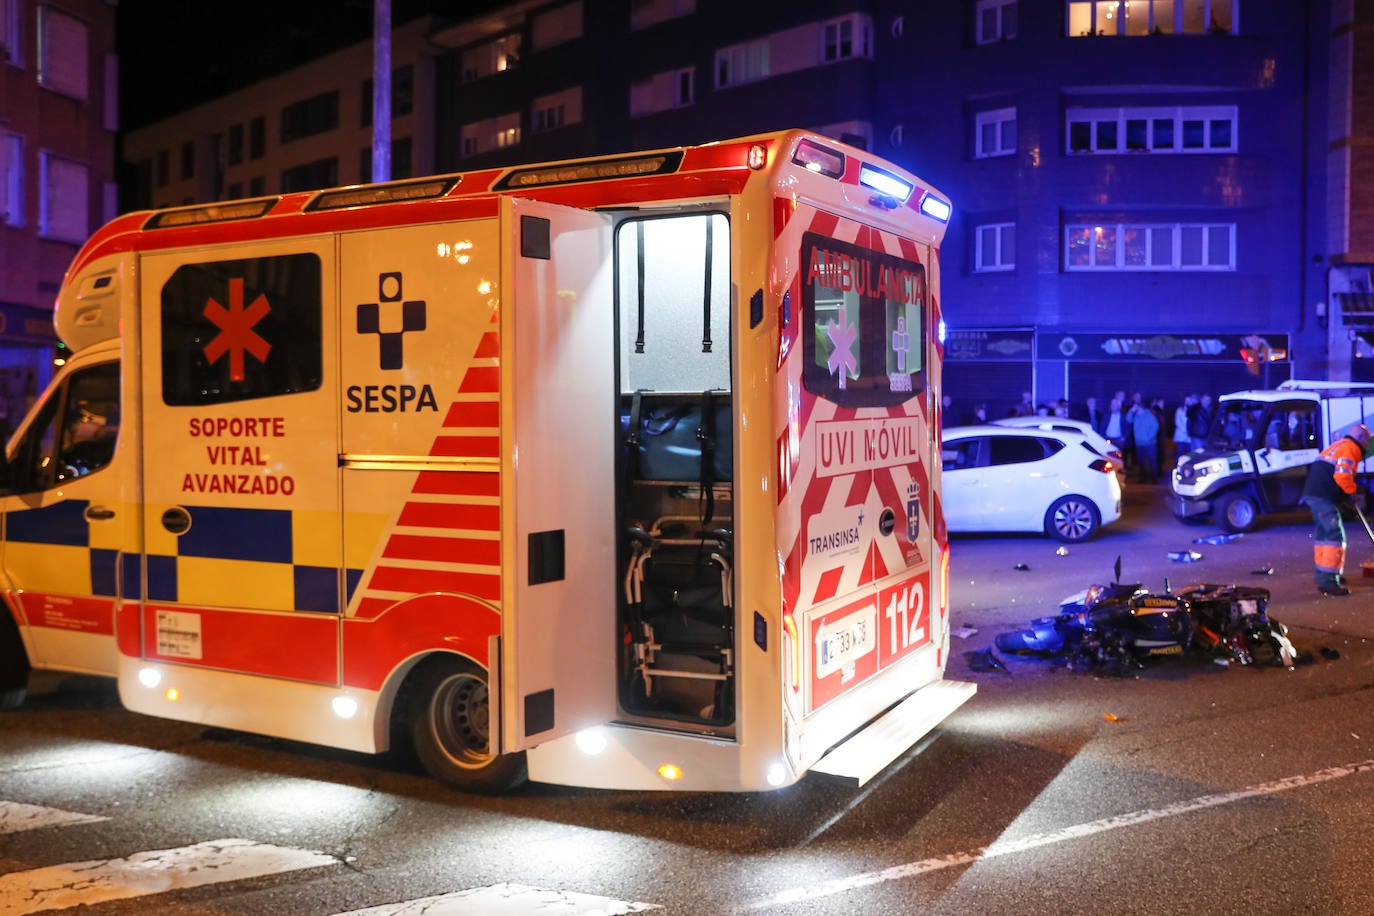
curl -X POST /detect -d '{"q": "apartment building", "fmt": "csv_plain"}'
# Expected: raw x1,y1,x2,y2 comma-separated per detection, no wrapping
116,0,1372,403
120,15,441,211
0,0,117,429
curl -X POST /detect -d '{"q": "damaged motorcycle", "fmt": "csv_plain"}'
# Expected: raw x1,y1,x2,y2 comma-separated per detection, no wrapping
994,559,1296,673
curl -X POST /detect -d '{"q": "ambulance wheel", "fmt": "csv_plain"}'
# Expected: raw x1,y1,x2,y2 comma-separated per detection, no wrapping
408,657,527,794
1045,496,1100,542
1215,492,1259,533
0,614,30,710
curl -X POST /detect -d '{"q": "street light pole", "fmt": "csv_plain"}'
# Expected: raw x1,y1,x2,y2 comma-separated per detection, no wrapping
372,0,391,183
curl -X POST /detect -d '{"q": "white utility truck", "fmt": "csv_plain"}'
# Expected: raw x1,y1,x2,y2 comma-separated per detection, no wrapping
1170,380,1374,531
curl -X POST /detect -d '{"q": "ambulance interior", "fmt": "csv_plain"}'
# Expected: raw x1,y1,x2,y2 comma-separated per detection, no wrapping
613,209,735,734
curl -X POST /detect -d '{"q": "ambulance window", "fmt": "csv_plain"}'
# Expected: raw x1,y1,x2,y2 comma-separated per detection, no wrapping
617,212,730,394
801,231,926,408
160,253,323,405
6,361,120,493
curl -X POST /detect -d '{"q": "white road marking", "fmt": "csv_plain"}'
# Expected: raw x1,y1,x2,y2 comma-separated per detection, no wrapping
334,882,660,915
747,757,1374,910
0,802,107,836
0,838,337,916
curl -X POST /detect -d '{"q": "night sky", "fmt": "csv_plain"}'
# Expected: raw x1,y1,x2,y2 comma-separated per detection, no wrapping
115,1,460,130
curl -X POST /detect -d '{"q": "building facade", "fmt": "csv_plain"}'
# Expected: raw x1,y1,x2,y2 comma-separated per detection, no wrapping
0,0,117,434
115,0,1372,415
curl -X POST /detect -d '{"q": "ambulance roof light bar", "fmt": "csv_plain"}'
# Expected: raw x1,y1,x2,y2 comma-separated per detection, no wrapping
920,194,953,223
145,198,278,229
858,164,913,203
792,138,845,179
307,176,459,212
492,151,684,190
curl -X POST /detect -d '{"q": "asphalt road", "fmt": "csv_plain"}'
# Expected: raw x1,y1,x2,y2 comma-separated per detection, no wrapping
2,484,1373,915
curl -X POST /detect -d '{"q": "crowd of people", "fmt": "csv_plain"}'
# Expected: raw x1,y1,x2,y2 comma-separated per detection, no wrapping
946,390,1217,485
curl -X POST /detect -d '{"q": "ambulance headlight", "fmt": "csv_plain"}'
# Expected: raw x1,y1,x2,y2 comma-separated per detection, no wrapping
331,695,359,719
574,728,607,755
766,762,789,787
138,667,161,688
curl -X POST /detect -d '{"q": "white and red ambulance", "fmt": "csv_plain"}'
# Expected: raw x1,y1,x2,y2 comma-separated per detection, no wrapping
0,130,972,792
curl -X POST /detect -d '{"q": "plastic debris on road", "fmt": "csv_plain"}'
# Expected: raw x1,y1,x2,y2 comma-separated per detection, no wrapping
950,625,978,639
1014,563,1030,571
1168,550,1204,562
1194,533,1243,545
1055,546,1069,557
1252,566,1274,576
1102,713,1120,723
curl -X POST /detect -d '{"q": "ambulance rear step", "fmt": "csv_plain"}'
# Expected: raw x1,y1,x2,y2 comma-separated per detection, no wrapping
810,679,976,787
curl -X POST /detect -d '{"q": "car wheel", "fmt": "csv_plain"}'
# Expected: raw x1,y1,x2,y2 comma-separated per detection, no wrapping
1214,491,1259,532
1045,495,1100,542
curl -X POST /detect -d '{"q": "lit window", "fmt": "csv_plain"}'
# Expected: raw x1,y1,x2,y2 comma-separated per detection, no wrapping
716,38,769,88
1066,221,1235,270
822,14,872,62
1067,0,1235,37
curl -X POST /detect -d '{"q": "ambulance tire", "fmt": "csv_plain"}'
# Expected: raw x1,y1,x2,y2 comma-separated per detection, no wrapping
408,657,528,794
0,612,29,710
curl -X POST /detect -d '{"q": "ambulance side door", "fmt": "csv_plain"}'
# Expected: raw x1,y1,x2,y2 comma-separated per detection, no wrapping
138,240,342,683
500,198,617,750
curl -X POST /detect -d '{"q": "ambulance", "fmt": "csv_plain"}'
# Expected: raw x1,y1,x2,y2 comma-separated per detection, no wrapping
0,130,973,792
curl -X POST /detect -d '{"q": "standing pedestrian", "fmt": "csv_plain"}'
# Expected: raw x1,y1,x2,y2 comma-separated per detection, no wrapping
1130,399,1161,483
1173,394,1193,467
1300,423,1372,596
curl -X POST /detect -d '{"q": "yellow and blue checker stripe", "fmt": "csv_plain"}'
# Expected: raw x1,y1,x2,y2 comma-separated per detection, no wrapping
5,501,363,613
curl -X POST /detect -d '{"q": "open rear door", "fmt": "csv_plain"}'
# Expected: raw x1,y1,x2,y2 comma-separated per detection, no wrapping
499,197,616,751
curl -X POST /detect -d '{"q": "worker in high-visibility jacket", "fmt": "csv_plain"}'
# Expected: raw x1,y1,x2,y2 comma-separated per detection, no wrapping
1301,423,1373,596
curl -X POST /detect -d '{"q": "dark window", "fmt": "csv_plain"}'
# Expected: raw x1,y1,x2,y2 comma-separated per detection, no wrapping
281,157,338,192
394,64,413,116
249,117,266,159
942,437,982,471
988,435,1049,466
156,149,169,186
1095,121,1117,151
249,176,266,196
392,136,412,179
161,254,322,406
1152,119,1174,149
7,362,120,493
181,141,195,180
1069,121,1090,152
359,146,371,183
1209,119,1232,148
228,124,244,165
801,231,927,408
226,182,242,199
361,77,374,127
281,91,340,144
1125,119,1147,150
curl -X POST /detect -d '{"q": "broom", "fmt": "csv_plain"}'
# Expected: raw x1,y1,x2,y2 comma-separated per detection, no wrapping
1353,502,1374,579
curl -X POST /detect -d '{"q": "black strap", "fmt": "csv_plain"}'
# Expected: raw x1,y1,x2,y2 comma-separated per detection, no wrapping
698,389,715,523
634,221,647,354
701,217,713,353
626,389,645,482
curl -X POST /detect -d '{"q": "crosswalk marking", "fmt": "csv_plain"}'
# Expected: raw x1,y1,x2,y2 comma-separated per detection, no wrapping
0,838,338,916
333,882,660,915
0,802,107,836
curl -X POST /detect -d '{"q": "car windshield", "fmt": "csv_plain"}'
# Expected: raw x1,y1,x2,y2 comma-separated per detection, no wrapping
1208,400,1268,451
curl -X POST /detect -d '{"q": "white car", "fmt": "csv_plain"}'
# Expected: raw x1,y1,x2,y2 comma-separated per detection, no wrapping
941,424,1124,542
991,415,1127,485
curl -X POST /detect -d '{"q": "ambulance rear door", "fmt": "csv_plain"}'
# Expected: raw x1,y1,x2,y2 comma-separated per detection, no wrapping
499,197,616,751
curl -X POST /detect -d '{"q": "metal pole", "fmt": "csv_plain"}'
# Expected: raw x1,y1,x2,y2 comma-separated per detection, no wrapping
372,0,392,183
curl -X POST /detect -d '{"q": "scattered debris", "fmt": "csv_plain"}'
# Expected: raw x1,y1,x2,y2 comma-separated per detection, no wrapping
1102,713,1120,723
1194,533,1243,545
1252,567,1275,576
1168,550,1204,562
1321,646,1341,660
1014,563,1030,571
950,625,978,640
1055,546,1069,557
964,648,1008,673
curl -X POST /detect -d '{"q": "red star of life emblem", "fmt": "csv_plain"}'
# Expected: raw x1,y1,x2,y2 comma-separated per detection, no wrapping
203,277,272,382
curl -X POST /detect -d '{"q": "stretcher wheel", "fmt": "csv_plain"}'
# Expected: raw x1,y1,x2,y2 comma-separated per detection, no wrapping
408,656,527,794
